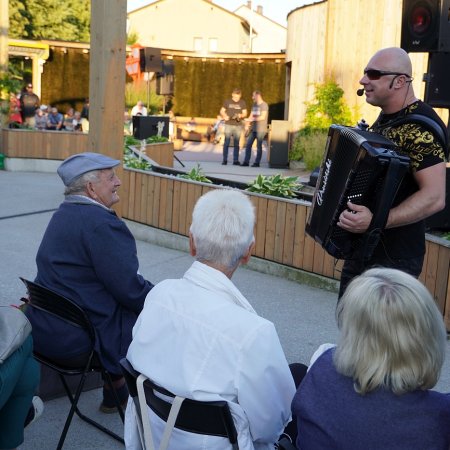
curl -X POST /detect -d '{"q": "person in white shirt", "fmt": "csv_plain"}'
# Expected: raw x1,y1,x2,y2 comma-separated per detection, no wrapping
130,100,148,117
125,188,296,450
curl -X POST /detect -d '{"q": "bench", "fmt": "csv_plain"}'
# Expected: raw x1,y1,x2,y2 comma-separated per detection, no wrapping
173,116,217,142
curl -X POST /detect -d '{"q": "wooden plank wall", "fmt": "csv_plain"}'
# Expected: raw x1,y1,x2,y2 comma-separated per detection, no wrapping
285,1,327,132
1,129,89,159
121,168,449,328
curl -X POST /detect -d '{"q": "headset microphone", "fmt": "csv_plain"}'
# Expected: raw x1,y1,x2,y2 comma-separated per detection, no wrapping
356,88,364,96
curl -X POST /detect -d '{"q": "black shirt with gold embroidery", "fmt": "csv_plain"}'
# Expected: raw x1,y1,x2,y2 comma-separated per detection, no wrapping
369,100,447,259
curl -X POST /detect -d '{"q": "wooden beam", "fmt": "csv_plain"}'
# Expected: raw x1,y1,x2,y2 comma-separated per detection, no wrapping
88,0,127,214
0,0,8,73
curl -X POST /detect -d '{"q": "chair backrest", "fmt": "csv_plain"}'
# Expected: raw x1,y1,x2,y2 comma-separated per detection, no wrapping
120,358,238,449
20,277,95,343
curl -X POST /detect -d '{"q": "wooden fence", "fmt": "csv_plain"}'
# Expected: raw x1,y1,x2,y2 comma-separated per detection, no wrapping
1,128,89,160
120,168,450,330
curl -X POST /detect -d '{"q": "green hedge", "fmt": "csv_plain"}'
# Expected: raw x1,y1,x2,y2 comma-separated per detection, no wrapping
39,51,285,118
41,48,90,113
173,59,285,119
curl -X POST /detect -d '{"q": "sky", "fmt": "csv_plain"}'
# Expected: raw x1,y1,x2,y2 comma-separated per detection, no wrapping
126,0,312,27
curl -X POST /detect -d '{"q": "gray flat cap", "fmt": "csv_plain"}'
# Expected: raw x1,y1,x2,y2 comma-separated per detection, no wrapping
57,152,120,186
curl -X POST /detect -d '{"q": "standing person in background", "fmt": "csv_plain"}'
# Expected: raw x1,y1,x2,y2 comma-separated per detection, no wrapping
20,83,40,128
8,93,22,128
242,90,269,167
220,88,247,165
81,98,90,133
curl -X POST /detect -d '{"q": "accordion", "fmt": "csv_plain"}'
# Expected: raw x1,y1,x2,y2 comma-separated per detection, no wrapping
305,124,410,261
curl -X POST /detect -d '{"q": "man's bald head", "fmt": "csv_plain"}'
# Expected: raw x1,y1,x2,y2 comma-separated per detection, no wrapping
369,47,412,77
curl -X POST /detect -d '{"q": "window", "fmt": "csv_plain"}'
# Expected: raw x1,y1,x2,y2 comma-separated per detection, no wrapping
193,37,203,52
208,38,218,52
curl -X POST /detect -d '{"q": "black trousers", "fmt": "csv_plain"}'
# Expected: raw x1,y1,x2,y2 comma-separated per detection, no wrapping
338,254,424,299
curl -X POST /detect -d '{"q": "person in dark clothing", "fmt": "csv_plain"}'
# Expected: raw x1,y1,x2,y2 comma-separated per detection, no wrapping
26,152,154,413
337,47,447,298
19,83,40,127
220,89,247,165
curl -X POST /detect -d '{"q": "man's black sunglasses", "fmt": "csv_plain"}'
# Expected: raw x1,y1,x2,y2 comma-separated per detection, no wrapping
364,69,409,80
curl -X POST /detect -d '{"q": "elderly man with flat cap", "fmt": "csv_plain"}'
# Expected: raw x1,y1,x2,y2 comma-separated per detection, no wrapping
26,152,153,412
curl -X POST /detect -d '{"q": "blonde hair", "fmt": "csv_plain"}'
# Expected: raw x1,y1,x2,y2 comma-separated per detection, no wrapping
334,268,446,395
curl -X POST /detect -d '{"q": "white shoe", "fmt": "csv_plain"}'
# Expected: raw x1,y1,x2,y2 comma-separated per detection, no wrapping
25,396,44,427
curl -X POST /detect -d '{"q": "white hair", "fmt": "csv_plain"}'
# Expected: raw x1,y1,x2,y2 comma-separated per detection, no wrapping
64,170,101,195
190,188,255,269
334,268,446,395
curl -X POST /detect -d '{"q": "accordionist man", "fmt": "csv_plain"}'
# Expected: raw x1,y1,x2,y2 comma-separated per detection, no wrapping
337,47,448,298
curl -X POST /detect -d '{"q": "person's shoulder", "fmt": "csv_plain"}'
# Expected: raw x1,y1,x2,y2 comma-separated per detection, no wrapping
410,100,446,128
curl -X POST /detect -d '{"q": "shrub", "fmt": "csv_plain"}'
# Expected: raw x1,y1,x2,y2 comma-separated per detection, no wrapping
246,174,302,199
290,129,328,171
178,164,212,183
290,80,354,169
123,148,152,170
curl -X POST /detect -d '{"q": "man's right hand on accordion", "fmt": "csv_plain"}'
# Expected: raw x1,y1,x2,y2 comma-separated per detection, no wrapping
337,201,373,234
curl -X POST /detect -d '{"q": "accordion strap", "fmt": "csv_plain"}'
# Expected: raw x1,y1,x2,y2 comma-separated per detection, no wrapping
361,156,404,261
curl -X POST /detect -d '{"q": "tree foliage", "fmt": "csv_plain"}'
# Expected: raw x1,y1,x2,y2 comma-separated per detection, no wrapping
9,0,90,42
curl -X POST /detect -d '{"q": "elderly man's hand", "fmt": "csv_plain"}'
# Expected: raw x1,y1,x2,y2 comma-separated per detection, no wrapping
337,201,373,234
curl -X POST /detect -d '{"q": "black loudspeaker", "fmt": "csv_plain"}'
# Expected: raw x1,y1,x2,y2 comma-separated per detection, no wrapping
401,0,450,52
156,74,174,95
269,120,289,168
139,47,162,72
426,165,450,230
424,52,450,107
161,59,174,75
133,116,169,140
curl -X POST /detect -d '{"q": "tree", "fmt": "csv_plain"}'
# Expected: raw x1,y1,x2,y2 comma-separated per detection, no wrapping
9,0,30,38
9,0,90,42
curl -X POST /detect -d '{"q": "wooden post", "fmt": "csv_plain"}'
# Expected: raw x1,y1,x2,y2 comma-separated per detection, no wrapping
0,0,8,74
88,0,127,215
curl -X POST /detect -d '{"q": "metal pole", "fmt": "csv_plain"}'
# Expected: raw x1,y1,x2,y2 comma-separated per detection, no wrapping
146,72,150,111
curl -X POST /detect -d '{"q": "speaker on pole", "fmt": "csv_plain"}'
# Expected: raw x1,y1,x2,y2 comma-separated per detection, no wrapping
139,47,162,72
156,74,174,96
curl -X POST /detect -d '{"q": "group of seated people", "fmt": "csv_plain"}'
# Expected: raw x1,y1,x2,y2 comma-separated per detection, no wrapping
34,105,83,131
1,152,449,449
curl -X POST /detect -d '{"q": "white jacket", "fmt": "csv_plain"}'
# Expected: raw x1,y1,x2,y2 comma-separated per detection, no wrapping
125,261,295,450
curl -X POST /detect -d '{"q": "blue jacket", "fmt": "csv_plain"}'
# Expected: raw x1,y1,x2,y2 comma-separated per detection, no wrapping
26,197,153,374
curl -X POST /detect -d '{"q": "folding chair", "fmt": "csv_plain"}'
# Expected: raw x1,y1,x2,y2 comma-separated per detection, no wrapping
120,358,239,450
20,277,125,449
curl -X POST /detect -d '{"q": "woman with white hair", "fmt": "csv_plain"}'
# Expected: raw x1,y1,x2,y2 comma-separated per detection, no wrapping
292,268,450,450
126,188,296,450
